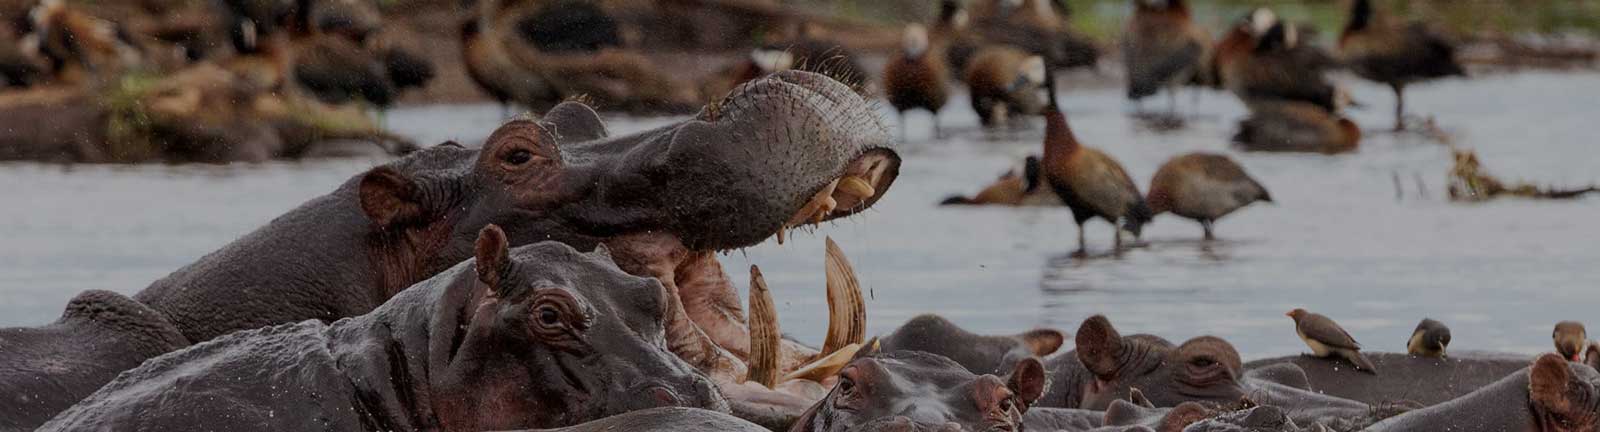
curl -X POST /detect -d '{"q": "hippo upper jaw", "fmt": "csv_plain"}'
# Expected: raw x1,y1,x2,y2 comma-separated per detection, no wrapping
542,70,900,252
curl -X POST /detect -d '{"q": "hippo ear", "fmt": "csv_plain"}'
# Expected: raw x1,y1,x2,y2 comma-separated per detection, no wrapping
1076,315,1126,381
474,225,510,291
1157,402,1214,432
1018,328,1066,357
359,166,424,230
1587,343,1600,371
1006,357,1047,405
1530,353,1577,416
848,337,883,363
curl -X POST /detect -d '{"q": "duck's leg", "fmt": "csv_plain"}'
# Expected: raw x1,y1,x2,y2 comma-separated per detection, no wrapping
1202,220,1215,241
1391,83,1407,132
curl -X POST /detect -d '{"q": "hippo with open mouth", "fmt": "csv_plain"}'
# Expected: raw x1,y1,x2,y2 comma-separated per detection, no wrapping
42,226,721,430
1,70,900,429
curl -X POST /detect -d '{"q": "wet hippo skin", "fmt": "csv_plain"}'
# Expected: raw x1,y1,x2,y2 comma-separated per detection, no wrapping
1244,351,1531,406
0,70,901,430
42,229,724,431
788,350,1048,431
1364,354,1600,432
503,407,767,431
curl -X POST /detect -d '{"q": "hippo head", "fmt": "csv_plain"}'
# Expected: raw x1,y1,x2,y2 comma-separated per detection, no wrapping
1075,315,1247,410
789,350,1048,431
355,69,896,286
426,226,724,430
1528,353,1600,430
1178,405,1327,432
349,70,898,390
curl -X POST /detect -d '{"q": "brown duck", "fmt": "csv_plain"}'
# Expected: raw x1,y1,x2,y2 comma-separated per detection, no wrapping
1038,73,1152,254
1145,152,1271,240
882,24,950,140
1338,0,1464,131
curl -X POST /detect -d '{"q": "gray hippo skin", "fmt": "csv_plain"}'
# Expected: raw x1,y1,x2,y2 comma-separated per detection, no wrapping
1365,353,1600,432
44,228,723,431
507,407,768,431
0,291,187,429
1038,316,1394,430
2,70,899,429
788,350,1049,431
879,314,1066,375
1244,351,1531,406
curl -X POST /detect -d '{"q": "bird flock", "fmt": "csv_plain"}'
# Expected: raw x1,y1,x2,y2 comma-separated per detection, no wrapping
917,0,1467,254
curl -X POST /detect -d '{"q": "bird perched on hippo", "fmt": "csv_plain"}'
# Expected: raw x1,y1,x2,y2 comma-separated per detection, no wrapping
0,70,903,430
42,226,725,431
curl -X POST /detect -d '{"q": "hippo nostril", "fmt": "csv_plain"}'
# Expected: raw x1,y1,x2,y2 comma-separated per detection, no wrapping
647,385,682,407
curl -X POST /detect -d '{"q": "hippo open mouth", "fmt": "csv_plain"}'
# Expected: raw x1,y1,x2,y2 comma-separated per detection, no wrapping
502,70,900,409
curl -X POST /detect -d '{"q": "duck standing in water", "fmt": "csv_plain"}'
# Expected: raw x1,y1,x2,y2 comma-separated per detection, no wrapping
882,24,950,140
1122,0,1211,112
1338,0,1464,131
964,47,1046,128
1038,72,1151,255
1144,153,1271,240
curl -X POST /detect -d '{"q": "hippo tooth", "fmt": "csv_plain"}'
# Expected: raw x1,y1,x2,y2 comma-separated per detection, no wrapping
821,237,866,356
811,196,837,224
837,176,876,200
782,342,864,384
745,266,781,389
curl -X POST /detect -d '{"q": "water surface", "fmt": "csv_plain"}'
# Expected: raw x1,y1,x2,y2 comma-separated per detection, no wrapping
2,71,1596,359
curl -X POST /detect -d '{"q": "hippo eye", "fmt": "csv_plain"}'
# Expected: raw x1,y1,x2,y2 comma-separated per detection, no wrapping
504,149,534,165
1191,358,1216,368
537,305,562,327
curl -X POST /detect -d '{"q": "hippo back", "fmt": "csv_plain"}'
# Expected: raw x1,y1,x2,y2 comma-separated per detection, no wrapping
519,407,766,431
0,290,188,430
39,321,360,431
1243,351,1531,406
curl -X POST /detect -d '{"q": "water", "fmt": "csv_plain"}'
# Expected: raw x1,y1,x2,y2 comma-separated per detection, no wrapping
2,71,1596,360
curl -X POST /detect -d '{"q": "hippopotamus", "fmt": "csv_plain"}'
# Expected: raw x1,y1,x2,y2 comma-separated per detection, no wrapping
788,348,1049,431
43,227,722,430
1243,351,1532,406
1037,315,1398,429
509,408,767,431
878,314,1066,375
1178,405,1329,432
1,70,900,429
1364,353,1600,431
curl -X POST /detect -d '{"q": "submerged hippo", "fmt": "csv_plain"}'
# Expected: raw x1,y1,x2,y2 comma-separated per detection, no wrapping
1038,316,1395,429
1365,353,1600,431
512,407,766,431
789,348,1049,431
1,70,900,429
44,227,722,430
878,314,1066,375
1244,351,1531,406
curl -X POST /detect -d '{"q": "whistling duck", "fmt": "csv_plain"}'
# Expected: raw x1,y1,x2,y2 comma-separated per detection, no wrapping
514,0,620,53
1233,101,1361,154
1038,72,1152,254
26,0,144,84
1123,0,1211,109
1213,8,1341,112
1,17,45,88
460,17,556,116
941,155,1062,206
941,0,1098,75
1339,0,1464,131
882,24,950,140
1145,153,1271,240
963,46,1046,127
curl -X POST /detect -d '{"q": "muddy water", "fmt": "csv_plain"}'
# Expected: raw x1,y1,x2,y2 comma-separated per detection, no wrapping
2,71,1596,359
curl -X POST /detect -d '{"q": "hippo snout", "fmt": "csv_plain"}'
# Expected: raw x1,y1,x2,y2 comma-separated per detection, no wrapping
623,374,727,413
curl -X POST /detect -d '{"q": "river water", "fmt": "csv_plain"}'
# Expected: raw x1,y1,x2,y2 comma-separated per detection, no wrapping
2,70,1596,359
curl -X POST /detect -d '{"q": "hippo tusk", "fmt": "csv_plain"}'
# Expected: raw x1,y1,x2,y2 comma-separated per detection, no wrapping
820,237,866,356
782,342,863,383
746,265,781,389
